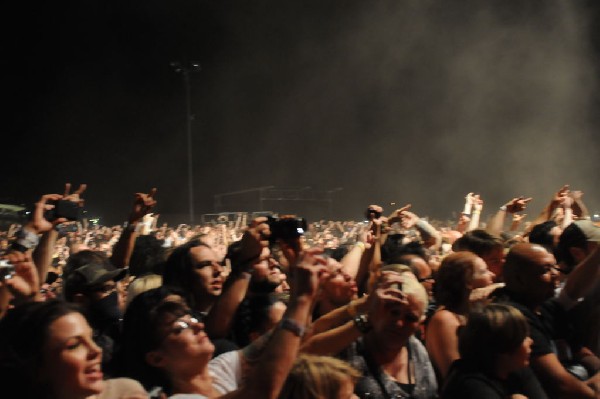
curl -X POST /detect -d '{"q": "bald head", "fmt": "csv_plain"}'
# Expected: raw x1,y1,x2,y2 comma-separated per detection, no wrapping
503,243,559,305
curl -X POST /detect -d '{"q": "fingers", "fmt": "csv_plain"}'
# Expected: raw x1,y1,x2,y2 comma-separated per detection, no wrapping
73,184,87,196
399,203,412,213
63,183,86,203
148,187,157,198
558,184,570,193
40,194,63,203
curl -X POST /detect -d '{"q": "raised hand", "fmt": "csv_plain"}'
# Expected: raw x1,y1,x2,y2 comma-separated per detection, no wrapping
512,213,527,223
63,183,87,206
551,185,570,206
472,194,483,211
2,251,41,301
504,196,533,214
129,188,157,223
28,183,87,234
399,211,420,230
289,248,328,301
238,217,271,264
368,272,414,320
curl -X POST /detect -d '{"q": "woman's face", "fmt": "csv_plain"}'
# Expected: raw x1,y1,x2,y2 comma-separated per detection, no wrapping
41,312,104,398
371,276,424,346
502,336,533,372
471,257,495,289
151,313,215,373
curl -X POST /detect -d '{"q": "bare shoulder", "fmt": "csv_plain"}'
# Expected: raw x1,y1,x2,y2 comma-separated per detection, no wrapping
99,378,148,399
428,309,462,328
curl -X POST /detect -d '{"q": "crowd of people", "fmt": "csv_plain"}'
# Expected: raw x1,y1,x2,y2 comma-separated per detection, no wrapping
0,183,599,399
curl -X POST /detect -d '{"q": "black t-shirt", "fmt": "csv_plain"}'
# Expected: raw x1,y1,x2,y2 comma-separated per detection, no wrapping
442,360,548,399
493,289,577,358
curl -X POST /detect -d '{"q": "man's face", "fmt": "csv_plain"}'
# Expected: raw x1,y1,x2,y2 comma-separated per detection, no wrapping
523,247,560,301
189,246,224,298
88,279,118,302
251,247,283,288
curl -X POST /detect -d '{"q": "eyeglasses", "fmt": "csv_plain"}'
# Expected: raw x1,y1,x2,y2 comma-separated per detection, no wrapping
92,282,117,295
543,265,564,274
171,316,200,335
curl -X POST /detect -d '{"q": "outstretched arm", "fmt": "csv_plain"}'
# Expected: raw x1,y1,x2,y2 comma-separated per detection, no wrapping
467,194,483,231
31,183,87,283
204,218,271,339
110,188,157,269
487,196,532,236
225,249,327,399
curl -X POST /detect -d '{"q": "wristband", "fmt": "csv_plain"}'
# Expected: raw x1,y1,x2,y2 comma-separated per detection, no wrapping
353,314,372,334
11,228,40,252
279,318,305,337
499,205,507,212
122,221,137,232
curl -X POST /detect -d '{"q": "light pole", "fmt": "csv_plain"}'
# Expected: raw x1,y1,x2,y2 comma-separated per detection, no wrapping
171,61,201,224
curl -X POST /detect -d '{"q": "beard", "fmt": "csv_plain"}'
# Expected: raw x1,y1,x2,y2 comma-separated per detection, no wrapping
249,276,281,294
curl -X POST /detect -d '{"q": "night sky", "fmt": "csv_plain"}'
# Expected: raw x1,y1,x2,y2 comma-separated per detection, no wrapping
3,0,600,225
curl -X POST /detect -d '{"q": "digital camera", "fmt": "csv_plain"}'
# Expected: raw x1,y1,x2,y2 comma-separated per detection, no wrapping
0,259,16,280
267,216,307,241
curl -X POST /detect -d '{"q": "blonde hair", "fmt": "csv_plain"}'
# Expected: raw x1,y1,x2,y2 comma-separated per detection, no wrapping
278,354,360,399
126,274,163,309
379,264,429,313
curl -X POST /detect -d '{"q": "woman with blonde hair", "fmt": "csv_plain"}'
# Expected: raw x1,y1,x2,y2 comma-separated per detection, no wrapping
279,354,360,399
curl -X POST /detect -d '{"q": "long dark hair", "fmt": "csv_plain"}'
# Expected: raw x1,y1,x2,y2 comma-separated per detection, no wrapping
118,286,189,394
162,239,210,309
0,300,84,398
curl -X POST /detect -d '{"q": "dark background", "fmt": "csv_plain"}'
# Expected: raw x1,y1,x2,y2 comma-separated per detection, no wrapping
3,0,600,225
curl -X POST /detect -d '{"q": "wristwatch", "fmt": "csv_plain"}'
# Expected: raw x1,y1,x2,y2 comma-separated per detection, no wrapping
353,314,372,334
279,318,306,337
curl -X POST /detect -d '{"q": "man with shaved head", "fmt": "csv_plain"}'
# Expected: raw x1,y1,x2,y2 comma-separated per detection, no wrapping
495,243,600,398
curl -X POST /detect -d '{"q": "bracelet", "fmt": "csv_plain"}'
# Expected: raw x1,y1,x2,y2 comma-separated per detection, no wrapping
355,242,366,253
279,318,305,337
499,205,507,212
353,314,372,334
472,210,481,215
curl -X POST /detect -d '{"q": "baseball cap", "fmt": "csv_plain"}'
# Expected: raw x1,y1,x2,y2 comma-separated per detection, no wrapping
64,262,127,300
